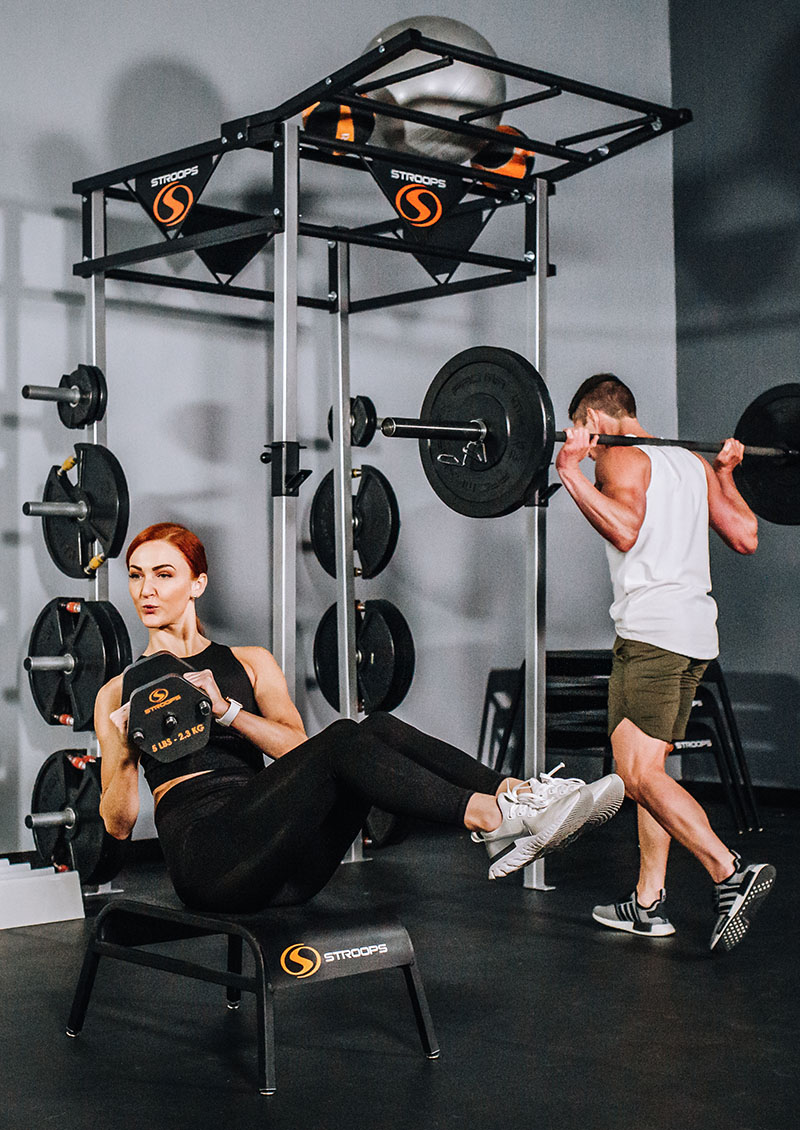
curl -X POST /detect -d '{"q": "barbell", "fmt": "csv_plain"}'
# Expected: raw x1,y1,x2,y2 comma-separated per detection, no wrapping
375,346,800,521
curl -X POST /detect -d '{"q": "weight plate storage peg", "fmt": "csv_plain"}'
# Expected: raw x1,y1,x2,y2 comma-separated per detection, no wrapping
23,443,130,578
21,364,107,430
313,599,416,714
734,383,800,526
26,750,127,885
310,465,401,579
25,598,132,732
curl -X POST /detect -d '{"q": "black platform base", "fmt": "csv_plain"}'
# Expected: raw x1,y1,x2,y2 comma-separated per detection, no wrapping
66,896,439,1094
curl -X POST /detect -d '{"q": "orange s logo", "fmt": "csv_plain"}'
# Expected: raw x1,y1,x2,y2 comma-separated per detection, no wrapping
153,182,194,226
149,687,169,705
280,944,322,979
394,184,443,227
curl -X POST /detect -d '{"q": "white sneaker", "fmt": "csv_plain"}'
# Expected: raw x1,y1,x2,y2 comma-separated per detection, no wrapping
472,784,595,880
517,765,625,831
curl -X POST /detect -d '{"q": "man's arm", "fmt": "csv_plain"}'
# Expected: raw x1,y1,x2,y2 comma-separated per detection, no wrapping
701,438,758,555
555,427,650,552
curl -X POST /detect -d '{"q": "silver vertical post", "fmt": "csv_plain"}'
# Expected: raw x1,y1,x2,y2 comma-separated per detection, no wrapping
329,243,359,719
272,121,300,694
330,242,363,863
523,179,551,891
87,190,109,604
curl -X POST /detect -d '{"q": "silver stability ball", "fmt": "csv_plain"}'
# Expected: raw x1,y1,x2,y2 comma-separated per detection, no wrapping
362,16,506,164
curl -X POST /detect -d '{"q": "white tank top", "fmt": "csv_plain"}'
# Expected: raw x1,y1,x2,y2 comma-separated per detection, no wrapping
605,445,719,659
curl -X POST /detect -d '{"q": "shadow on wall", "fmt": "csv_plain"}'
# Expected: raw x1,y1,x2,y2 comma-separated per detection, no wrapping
674,24,800,323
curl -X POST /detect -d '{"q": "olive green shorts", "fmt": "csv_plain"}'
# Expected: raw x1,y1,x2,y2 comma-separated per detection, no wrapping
607,636,710,744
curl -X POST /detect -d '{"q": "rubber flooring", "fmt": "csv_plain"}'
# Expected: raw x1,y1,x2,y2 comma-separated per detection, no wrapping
1,795,797,1130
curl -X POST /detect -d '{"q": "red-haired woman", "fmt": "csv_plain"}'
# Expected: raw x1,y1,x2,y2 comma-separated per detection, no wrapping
95,523,622,912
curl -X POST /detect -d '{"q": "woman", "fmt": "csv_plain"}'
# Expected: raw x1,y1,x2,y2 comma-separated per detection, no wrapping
96,523,623,913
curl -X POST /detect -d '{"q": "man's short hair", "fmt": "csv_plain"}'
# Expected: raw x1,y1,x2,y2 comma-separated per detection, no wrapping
568,373,637,422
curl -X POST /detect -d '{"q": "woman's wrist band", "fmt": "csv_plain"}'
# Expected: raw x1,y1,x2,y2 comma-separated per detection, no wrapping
217,698,243,727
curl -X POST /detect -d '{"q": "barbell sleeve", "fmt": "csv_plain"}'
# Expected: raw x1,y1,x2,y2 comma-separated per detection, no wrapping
380,418,486,441
24,654,76,674
21,384,82,406
22,500,89,519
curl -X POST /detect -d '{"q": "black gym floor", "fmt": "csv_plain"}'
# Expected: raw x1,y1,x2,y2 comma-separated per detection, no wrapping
1,791,796,1130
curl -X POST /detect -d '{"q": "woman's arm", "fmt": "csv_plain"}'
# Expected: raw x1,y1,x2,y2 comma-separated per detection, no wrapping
96,676,141,840
183,646,307,759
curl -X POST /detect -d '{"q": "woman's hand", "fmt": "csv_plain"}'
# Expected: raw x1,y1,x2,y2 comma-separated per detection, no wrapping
109,700,130,739
182,668,230,719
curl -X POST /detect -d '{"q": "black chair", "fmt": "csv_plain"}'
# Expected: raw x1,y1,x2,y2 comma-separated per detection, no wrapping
66,896,439,1094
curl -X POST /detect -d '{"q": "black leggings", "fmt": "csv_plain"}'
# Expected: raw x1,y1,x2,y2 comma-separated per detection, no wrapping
155,712,504,913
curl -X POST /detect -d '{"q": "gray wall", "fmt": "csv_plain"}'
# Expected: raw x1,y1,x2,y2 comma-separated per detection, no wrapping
671,0,800,787
1,0,678,852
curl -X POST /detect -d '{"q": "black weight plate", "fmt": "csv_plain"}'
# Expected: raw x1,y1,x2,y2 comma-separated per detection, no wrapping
313,599,415,713
327,396,378,448
353,466,401,578
41,443,130,577
312,602,349,711
357,599,415,714
26,598,132,731
29,750,126,884
57,364,107,429
418,346,555,518
310,466,400,579
734,383,800,526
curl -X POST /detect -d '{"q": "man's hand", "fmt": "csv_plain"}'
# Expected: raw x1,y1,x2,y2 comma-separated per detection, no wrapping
555,426,598,474
713,437,745,476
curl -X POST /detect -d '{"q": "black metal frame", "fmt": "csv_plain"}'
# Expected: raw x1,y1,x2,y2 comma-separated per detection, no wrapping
72,28,690,309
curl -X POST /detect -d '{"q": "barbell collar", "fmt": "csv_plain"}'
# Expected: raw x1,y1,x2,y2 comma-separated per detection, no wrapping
24,654,76,674
380,417,487,442
23,500,89,519
25,806,77,831
22,384,82,407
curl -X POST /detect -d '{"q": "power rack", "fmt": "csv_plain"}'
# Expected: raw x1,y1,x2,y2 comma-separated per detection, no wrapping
73,27,691,885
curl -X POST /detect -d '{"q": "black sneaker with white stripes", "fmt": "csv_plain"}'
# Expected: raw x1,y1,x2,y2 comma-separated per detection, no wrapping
592,889,675,936
710,853,776,953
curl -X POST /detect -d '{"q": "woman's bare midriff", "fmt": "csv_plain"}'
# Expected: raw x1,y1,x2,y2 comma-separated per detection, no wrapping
152,770,214,810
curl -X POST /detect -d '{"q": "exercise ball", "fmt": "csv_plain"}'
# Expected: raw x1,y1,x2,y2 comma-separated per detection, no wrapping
362,16,506,164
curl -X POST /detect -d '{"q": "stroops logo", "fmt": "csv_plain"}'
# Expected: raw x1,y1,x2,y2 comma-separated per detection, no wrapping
148,687,170,705
279,940,389,978
394,183,443,227
280,944,322,979
148,166,200,227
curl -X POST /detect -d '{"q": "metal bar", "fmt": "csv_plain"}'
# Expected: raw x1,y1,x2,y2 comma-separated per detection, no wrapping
349,270,525,314
73,139,223,195
329,242,359,720
552,432,798,458
271,123,299,693
105,269,331,310
21,384,80,406
73,217,280,278
298,221,531,273
87,189,108,606
329,242,364,865
524,180,550,892
354,56,453,95
24,655,76,673
23,501,88,519
381,419,484,441
459,87,562,121
91,941,258,993
557,114,655,147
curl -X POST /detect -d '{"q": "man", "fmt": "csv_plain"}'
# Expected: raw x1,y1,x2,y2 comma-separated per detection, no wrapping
555,373,775,953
